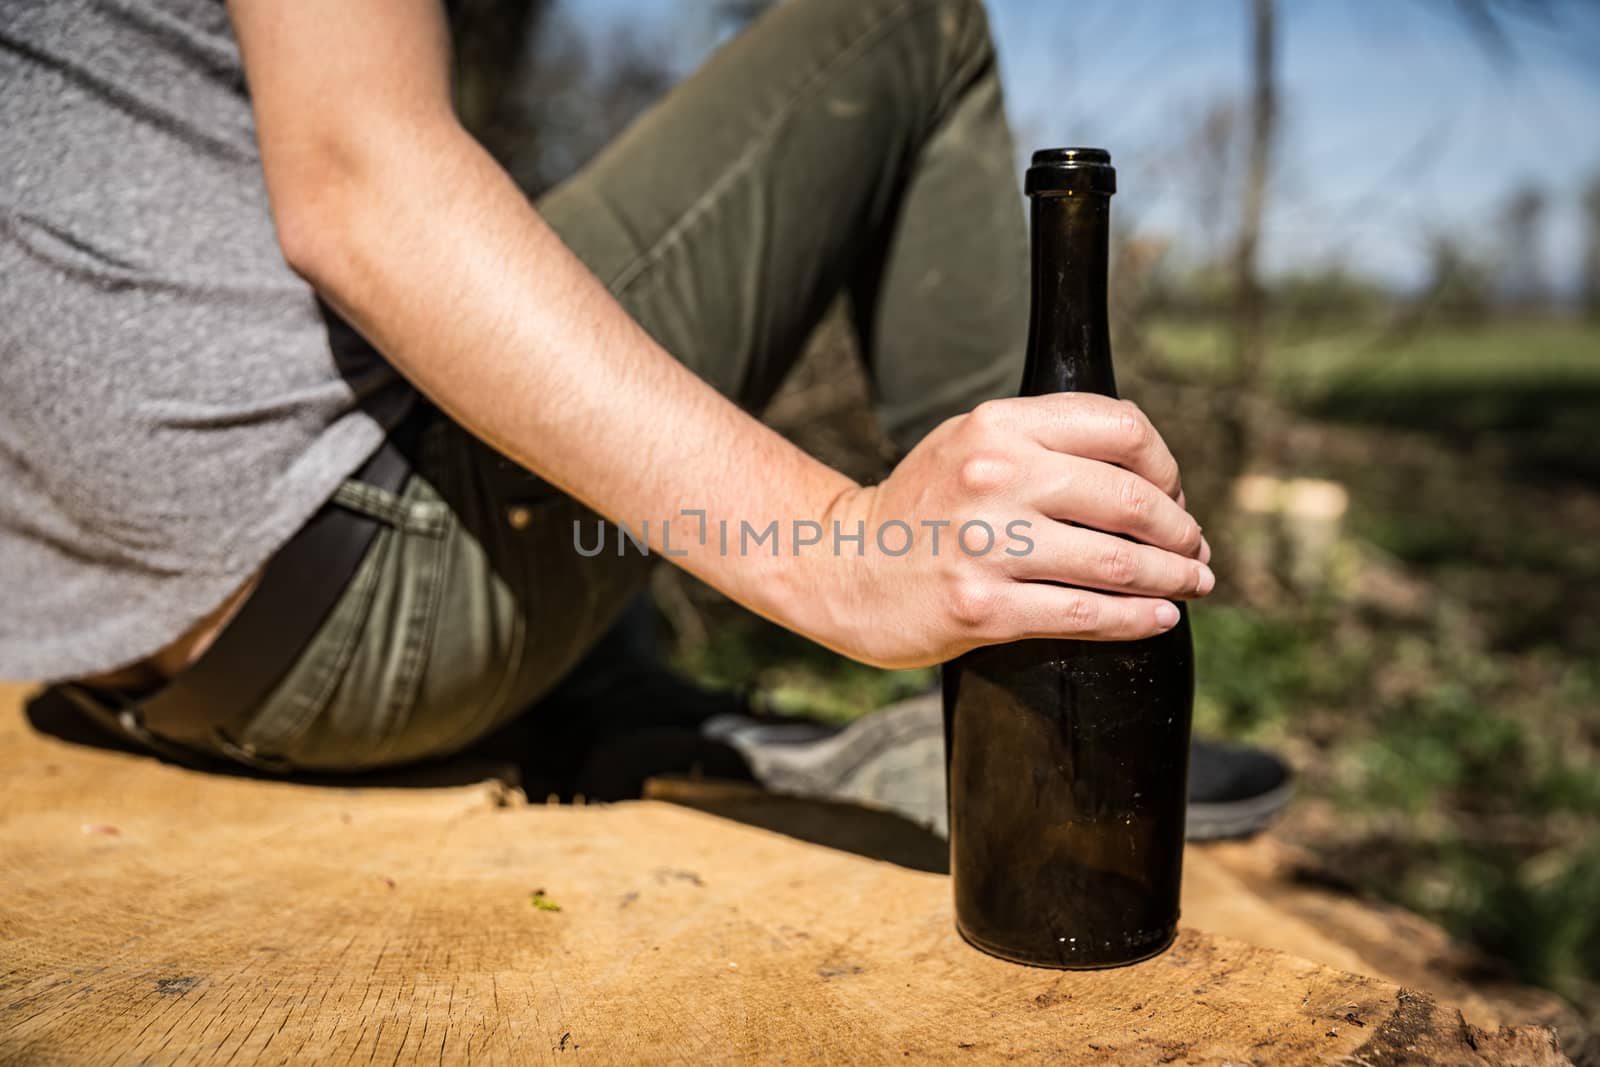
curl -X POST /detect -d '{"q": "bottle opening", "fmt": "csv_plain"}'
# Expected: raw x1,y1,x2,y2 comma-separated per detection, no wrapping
1031,147,1110,166
1026,146,1116,197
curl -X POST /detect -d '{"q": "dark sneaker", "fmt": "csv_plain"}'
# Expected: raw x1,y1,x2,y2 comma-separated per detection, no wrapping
1184,738,1295,840
712,693,1293,842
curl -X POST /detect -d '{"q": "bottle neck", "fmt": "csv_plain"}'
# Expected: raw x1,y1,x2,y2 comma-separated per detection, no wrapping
1021,192,1117,399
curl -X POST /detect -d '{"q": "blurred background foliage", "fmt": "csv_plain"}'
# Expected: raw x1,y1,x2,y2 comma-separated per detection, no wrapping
449,0,1600,1017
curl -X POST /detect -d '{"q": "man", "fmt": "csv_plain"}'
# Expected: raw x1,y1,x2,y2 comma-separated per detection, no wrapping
0,0,1287,834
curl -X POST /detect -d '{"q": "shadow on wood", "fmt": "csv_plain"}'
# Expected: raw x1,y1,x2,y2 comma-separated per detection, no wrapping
647,777,949,874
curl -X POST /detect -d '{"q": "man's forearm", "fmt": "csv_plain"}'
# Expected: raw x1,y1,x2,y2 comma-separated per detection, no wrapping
278,118,861,650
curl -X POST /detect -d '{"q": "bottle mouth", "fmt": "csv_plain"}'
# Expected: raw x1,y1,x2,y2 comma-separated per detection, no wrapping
1025,147,1116,197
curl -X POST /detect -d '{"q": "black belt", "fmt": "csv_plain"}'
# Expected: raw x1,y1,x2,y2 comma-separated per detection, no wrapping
72,405,431,763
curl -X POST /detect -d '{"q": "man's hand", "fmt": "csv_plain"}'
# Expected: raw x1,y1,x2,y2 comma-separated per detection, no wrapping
819,395,1213,669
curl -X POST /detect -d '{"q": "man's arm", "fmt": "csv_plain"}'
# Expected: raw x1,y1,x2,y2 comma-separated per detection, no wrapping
228,0,1212,669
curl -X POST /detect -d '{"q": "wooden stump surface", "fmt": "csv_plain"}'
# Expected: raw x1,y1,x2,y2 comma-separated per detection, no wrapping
0,683,1571,1065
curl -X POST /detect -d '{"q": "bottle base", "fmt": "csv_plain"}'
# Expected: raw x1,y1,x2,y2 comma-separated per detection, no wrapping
954,921,1178,970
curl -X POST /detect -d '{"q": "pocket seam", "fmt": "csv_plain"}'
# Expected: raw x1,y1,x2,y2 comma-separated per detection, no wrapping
378,514,453,757
234,526,391,757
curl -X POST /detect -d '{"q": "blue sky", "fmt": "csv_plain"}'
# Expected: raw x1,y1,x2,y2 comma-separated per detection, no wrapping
561,0,1600,291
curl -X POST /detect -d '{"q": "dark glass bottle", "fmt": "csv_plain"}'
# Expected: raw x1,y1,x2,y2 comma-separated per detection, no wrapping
943,148,1195,969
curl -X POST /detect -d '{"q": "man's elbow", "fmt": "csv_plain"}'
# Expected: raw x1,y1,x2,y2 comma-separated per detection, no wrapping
269,186,350,292
262,131,389,289
264,118,460,289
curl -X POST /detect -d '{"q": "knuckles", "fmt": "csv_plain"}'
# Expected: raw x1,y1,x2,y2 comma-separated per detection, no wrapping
1060,592,1100,634
947,578,996,632
965,398,1010,436
1178,521,1205,557
1116,475,1153,523
1114,401,1154,454
955,452,1016,497
1098,542,1136,586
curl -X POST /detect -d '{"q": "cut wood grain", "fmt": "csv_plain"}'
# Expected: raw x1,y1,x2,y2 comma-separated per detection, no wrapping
0,683,1570,1065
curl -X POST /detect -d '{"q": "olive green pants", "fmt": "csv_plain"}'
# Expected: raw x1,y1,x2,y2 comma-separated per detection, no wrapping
131,0,1026,771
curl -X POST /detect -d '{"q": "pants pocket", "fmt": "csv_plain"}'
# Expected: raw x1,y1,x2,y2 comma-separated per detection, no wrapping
232,472,454,771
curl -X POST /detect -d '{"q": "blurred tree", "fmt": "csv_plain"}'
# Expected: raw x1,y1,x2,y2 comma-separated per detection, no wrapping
1419,232,1494,324
1582,173,1600,320
1435,0,1566,67
1496,182,1549,312
1274,266,1388,327
451,4,675,198
1185,98,1241,271
451,0,556,166
1219,0,1278,490
514,26,674,193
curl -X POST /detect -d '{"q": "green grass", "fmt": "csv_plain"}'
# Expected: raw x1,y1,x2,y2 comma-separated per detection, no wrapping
1147,317,1600,391
1152,317,1600,480
1295,318,1599,392
1425,841,1600,1001
1153,315,1600,1005
1186,603,1358,749
1196,594,1600,1000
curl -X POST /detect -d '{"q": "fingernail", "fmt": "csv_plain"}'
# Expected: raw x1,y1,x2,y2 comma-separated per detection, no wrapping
1199,536,1212,565
1195,564,1215,595
1155,602,1180,629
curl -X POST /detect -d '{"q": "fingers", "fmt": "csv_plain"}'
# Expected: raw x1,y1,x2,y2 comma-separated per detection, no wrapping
1011,521,1214,599
1176,487,1214,563
953,395,1208,565
994,582,1181,643
1033,453,1206,559
970,395,1183,502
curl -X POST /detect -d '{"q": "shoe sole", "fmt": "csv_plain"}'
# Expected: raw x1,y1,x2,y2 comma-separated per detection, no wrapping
1185,778,1295,840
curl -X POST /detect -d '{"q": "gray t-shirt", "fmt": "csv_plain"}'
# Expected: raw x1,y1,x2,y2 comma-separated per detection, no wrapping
1,0,413,682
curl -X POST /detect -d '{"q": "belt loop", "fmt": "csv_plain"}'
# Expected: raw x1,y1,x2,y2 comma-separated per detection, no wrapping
329,477,448,536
